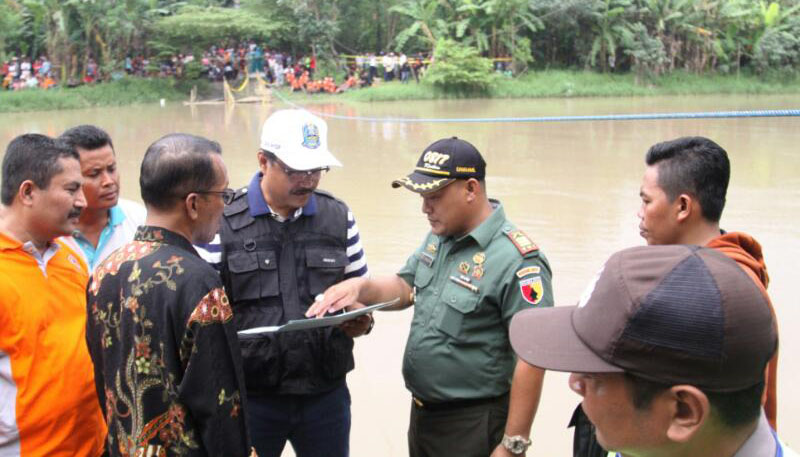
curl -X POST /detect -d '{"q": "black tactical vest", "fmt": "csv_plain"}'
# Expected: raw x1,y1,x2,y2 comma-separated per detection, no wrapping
219,188,354,396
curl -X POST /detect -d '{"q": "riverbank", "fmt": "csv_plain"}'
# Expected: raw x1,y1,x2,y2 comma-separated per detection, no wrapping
278,70,800,103
0,78,206,114
2,70,799,114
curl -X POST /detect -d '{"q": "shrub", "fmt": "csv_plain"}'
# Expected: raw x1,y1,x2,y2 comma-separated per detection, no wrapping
423,39,495,94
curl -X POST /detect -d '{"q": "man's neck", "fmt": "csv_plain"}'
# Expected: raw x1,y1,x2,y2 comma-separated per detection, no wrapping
455,199,494,239
260,183,297,220
0,206,52,253
78,206,111,231
144,213,194,244
676,221,722,247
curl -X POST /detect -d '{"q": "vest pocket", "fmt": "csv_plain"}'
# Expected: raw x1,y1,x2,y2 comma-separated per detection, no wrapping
227,250,279,301
240,335,281,390
305,247,347,296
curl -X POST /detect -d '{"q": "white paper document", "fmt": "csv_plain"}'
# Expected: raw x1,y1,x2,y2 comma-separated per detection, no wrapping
237,298,400,338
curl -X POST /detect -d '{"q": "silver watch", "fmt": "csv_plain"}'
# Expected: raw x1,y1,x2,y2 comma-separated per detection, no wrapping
501,434,531,455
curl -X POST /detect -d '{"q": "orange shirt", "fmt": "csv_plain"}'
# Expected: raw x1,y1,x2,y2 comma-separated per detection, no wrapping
0,232,106,457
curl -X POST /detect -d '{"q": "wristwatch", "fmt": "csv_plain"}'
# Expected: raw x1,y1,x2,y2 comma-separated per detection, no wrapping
364,313,375,335
501,434,531,455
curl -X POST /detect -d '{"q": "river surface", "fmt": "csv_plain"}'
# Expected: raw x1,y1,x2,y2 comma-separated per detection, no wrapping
2,94,799,455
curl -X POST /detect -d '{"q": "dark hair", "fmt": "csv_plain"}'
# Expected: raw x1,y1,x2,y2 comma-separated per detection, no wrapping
624,373,763,429
59,124,114,152
2,134,79,205
140,134,222,210
645,137,730,222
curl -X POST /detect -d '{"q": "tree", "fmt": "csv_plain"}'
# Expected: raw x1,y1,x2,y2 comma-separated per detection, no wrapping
390,0,447,53
152,5,283,52
587,0,634,72
423,37,495,93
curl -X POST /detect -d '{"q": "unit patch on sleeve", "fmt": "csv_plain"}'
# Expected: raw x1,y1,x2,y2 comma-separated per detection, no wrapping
519,276,544,305
515,266,541,278
505,230,539,256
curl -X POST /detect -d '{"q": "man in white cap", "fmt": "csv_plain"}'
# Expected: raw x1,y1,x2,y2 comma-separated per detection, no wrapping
214,109,370,457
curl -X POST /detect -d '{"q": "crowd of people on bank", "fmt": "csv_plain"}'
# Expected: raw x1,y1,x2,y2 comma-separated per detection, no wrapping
1,55,57,91
2,41,435,94
1,110,792,457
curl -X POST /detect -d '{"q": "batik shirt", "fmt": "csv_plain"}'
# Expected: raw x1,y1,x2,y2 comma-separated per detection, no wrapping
86,226,251,457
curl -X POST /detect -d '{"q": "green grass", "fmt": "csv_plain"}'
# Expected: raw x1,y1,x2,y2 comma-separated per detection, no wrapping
3,70,799,113
0,77,207,113
273,69,800,104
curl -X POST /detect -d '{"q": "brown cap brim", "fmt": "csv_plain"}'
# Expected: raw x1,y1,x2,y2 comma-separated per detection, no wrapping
510,306,624,374
391,172,455,194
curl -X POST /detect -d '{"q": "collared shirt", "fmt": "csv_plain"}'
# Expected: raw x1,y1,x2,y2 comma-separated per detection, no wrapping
72,204,125,267
20,240,60,276
60,198,147,272
86,226,251,457
397,201,553,401
0,230,105,457
197,172,368,278
733,413,798,457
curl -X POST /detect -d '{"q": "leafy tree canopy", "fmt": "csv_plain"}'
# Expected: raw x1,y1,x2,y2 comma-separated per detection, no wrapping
152,5,287,50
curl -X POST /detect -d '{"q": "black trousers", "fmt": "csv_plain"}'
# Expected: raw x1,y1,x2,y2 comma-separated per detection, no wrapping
408,394,509,457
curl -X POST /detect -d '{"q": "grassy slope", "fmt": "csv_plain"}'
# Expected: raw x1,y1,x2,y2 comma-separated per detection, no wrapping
274,70,800,104
2,70,799,113
0,78,202,113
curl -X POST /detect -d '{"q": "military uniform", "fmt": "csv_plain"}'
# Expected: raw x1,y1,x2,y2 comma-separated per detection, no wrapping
397,200,553,457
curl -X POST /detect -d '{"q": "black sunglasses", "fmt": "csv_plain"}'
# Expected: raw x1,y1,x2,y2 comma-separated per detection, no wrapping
193,188,236,205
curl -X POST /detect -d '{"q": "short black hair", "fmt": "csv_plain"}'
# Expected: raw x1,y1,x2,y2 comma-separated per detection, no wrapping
2,134,79,205
140,134,222,210
645,137,730,222
59,124,114,152
624,373,763,429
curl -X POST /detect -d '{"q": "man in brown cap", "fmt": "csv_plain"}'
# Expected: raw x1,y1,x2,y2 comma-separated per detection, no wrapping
510,245,795,457
308,137,554,457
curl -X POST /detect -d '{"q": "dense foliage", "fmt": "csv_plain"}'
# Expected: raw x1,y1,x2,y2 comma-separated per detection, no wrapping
1,0,798,82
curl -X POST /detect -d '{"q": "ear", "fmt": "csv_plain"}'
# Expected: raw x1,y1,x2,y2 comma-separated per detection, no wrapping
674,194,694,223
184,193,200,222
464,178,479,202
665,385,709,443
257,151,269,173
18,180,36,206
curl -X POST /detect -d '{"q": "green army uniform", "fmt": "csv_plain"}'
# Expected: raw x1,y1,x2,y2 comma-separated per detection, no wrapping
396,200,553,457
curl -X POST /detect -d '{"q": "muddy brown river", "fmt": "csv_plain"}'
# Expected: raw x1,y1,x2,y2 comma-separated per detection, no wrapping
2,93,798,455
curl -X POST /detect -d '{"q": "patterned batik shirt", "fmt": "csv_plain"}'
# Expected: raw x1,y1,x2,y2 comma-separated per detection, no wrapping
86,226,252,457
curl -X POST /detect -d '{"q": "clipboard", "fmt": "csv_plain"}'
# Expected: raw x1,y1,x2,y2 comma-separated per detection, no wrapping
237,298,400,339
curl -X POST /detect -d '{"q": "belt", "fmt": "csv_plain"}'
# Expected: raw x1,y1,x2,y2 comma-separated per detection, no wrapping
412,393,508,412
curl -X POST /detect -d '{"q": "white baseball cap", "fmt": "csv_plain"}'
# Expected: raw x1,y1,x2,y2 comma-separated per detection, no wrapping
259,109,342,170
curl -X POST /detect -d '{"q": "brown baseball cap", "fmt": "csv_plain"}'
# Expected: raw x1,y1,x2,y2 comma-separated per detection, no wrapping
392,137,486,193
510,245,777,391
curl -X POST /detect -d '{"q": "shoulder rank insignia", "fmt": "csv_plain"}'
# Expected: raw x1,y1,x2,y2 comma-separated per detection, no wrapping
506,230,539,256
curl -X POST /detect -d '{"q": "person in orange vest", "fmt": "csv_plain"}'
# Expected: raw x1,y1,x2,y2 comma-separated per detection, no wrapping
0,133,106,457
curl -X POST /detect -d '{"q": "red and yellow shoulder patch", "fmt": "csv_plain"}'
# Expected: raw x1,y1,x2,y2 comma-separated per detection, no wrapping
505,229,538,256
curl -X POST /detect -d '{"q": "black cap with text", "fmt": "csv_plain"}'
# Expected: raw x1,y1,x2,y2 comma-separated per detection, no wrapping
392,137,486,193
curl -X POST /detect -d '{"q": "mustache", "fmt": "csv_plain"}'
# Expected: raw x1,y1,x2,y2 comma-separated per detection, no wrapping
290,188,314,196
68,208,83,219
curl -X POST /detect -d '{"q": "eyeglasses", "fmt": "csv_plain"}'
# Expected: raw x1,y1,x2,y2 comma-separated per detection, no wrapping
271,156,329,180
193,188,236,205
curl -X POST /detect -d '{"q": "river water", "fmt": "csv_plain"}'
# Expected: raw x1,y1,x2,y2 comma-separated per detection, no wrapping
2,94,798,455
